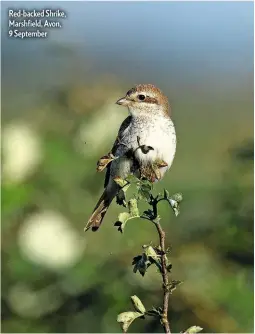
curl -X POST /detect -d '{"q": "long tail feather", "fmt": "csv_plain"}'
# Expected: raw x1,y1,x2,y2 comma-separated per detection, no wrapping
85,189,115,232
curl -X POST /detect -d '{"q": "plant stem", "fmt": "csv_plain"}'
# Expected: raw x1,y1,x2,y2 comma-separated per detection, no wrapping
154,221,171,334
141,196,171,333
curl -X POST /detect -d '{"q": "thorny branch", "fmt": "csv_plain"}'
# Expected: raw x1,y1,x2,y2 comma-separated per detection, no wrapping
154,221,171,333
141,195,171,333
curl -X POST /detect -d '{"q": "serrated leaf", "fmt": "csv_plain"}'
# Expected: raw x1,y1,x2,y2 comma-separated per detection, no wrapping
132,244,163,276
132,253,151,276
183,326,203,333
131,295,146,314
117,311,143,332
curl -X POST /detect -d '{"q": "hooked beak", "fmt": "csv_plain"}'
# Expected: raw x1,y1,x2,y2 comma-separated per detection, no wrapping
116,97,130,106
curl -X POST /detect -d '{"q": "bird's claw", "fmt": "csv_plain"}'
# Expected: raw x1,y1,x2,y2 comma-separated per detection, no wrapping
140,159,168,182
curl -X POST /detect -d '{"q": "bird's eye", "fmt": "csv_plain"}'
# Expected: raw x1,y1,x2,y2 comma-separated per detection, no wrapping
138,94,146,101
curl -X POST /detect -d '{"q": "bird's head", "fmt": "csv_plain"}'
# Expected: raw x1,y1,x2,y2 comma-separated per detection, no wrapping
116,84,170,118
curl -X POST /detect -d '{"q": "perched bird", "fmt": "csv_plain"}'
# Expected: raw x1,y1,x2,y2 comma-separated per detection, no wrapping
85,84,176,232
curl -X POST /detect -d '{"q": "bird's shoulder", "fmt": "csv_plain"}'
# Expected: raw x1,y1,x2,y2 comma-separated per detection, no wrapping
104,116,132,188
118,115,132,135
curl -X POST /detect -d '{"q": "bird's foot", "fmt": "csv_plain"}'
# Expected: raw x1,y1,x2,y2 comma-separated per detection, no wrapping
140,159,168,183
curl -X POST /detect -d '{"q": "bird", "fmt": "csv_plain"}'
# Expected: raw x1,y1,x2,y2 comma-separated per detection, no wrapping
85,84,177,232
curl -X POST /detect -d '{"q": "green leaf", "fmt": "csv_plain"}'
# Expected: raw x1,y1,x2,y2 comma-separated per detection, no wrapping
168,194,182,217
114,176,129,188
130,295,146,314
132,245,163,276
137,181,152,201
114,212,131,233
126,175,140,183
169,199,180,216
164,192,183,216
183,326,203,333
117,311,143,332
114,199,139,233
140,178,152,189
143,245,162,271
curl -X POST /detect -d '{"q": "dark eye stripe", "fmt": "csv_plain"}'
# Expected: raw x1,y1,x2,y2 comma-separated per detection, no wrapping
144,97,158,104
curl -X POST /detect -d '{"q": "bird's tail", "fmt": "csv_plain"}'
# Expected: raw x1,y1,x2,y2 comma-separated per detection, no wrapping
85,189,115,232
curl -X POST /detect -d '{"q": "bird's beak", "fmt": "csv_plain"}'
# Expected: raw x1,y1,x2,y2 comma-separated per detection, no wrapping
116,97,130,106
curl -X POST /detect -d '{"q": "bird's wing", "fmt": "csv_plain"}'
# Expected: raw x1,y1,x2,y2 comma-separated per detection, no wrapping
104,116,132,188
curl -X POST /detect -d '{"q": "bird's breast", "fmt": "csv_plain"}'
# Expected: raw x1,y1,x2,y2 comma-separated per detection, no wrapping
121,116,176,168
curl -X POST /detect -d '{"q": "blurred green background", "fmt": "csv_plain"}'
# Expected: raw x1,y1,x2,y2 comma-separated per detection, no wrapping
1,1,254,333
